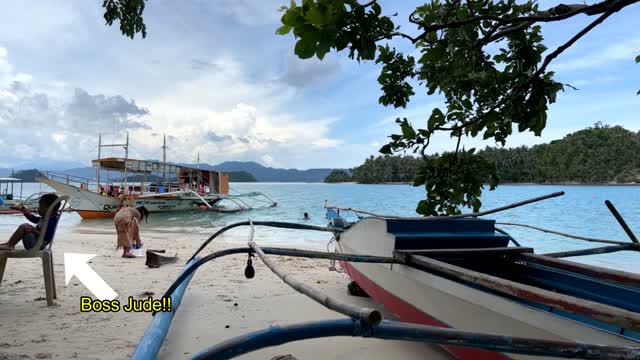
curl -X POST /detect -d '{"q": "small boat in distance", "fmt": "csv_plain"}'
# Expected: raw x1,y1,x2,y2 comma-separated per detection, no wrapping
37,133,276,219
0,176,45,214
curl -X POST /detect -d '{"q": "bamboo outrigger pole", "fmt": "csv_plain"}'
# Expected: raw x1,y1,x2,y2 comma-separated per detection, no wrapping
191,319,640,360
605,200,639,243
325,191,565,219
246,220,382,325
131,257,200,360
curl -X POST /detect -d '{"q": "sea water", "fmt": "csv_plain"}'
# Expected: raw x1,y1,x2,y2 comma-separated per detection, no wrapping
0,182,638,274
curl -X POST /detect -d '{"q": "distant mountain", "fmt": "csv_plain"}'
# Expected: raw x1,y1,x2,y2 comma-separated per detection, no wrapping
55,161,334,183
210,161,334,182
228,171,257,182
3,160,335,183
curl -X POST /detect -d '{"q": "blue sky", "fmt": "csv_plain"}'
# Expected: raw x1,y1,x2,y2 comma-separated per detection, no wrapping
0,0,638,170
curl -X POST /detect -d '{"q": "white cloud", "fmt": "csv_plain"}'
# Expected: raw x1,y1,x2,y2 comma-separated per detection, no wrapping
212,0,284,25
138,54,343,166
0,44,347,168
261,154,275,166
552,38,640,72
312,138,344,148
280,55,341,88
0,48,154,164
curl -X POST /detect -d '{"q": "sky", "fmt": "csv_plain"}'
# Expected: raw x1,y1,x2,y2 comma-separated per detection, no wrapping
0,0,638,170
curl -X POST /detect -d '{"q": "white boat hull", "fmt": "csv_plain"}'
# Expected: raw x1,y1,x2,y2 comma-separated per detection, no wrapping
38,178,222,219
337,217,639,360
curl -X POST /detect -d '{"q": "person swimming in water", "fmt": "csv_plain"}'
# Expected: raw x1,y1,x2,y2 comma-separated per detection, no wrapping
303,212,310,220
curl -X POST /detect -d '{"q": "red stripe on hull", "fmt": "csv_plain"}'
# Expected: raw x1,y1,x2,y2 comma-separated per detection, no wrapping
75,210,115,219
340,261,511,360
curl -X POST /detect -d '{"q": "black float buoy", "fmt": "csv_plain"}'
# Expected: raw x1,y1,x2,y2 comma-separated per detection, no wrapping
244,253,255,279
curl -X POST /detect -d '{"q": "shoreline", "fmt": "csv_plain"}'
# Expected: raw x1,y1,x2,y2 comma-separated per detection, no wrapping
0,226,451,360
325,181,640,186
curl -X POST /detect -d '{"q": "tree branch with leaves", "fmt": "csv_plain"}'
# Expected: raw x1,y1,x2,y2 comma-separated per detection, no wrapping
273,0,639,215
99,0,639,215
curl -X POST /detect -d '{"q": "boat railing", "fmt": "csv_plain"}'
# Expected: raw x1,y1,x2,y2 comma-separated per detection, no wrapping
40,171,100,191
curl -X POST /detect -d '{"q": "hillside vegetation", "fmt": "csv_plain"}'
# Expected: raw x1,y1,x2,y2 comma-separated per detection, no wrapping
326,124,640,184
479,124,640,183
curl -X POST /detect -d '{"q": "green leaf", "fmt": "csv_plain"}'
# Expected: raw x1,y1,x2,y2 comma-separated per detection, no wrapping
427,108,444,131
294,37,317,59
379,144,393,154
275,25,292,35
316,39,330,59
400,120,416,139
372,2,382,15
462,98,473,110
636,55,640,63
306,6,328,25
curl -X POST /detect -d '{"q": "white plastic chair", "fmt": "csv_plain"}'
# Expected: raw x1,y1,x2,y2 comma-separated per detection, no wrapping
0,195,69,306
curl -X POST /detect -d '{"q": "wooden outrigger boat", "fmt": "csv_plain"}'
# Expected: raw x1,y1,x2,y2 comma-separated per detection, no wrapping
37,133,276,219
327,199,640,359
0,176,45,214
130,192,640,360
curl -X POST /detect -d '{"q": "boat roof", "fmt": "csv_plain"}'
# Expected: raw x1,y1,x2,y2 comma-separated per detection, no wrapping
0,177,22,182
92,157,223,175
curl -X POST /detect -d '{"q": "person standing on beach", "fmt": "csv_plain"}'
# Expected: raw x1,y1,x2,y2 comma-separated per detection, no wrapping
113,206,149,258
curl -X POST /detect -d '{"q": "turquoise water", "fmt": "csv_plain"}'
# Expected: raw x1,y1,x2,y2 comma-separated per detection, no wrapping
1,182,639,273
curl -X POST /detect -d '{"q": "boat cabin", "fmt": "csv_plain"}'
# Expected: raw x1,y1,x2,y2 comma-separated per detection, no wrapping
91,157,229,197
0,177,23,202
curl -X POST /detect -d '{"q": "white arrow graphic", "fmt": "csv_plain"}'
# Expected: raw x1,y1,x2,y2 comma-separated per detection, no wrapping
64,253,118,300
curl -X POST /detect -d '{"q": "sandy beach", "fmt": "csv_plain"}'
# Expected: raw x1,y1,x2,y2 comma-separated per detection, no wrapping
0,222,451,360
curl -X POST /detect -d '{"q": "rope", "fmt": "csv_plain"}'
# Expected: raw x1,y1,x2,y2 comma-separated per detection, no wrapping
496,222,631,246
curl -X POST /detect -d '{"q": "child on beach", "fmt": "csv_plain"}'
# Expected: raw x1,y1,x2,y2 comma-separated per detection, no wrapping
0,193,61,251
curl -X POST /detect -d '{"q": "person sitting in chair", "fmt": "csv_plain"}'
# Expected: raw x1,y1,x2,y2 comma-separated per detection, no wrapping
0,193,61,251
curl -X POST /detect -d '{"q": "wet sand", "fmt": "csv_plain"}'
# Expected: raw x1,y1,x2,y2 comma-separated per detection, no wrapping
0,225,451,360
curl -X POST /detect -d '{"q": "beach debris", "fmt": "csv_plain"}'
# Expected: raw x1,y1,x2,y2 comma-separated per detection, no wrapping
34,353,51,359
234,302,238,307
33,297,46,301
0,352,30,360
225,325,230,329
270,355,298,360
347,281,369,298
145,250,178,268
138,291,155,297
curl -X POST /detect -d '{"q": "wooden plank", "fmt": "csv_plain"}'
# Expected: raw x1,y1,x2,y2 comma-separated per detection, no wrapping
394,247,533,257
406,254,640,332
520,253,640,289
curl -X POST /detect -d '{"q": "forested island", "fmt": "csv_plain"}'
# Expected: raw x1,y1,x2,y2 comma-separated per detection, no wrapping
325,124,640,184
12,169,46,182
